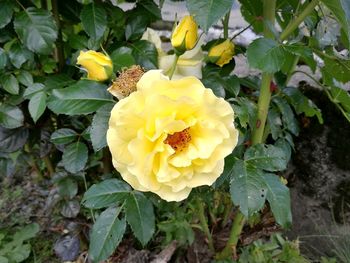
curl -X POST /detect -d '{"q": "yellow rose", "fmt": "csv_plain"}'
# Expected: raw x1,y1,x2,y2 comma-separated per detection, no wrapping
208,39,235,67
142,28,203,80
76,50,113,81
171,15,198,53
107,70,238,202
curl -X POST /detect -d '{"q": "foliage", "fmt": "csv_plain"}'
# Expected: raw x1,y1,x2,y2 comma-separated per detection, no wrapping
0,0,349,262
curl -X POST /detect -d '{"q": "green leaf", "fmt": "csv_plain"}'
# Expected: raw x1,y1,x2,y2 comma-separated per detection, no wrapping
223,75,240,97
267,106,283,140
130,40,158,69
58,178,78,199
273,97,299,135
214,154,237,187
239,0,263,33
14,7,58,54
0,127,29,153
82,179,131,209
202,75,226,98
1,74,19,95
28,92,46,123
283,87,323,124
125,192,155,246
50,128,78,145
13,223,39,242
283,44,317,72
230,160,267,217
263,174,292,228
231,97,257,128
110,47,136,71
7,244,31,262
138,0,161,20
329,85,350,112
47,80,114,115
244,144,289,172
0,0,14,29
89,207,126,263
23,83,45,98
125,16,149,41
62,142,88,173
321,54,350,83
186,0,234,32
247,38,286,73
80,3,107,41
8,43,34,69
0,48,7,69
17,71,33,87
321,0,350,49
91,104,113,152
0,104,24,129
0,256,8,263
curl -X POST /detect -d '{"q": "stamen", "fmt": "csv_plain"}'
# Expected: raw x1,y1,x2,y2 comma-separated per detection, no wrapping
164,128,191,152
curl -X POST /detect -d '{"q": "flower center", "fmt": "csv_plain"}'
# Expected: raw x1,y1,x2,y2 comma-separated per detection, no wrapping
164,128,191,152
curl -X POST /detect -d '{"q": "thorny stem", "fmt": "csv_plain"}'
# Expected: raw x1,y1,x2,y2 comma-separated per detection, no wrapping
51,0,65,72
222,11,230,39
167,54,180,79
196,198,215,252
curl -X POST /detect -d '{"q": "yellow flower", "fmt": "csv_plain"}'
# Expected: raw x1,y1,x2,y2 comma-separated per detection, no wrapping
142,28,203,80
208,39,235,67
171,15,198,53
76,50,113,81
107,70,239,202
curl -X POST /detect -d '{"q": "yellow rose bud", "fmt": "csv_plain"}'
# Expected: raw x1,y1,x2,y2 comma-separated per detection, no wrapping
208,39,235,67
76,50,113,81
171,15,198,53
107,70,239,202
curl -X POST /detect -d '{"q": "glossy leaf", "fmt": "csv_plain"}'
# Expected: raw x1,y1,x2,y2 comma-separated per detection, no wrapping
17,71,33,87
187,0,234,32
0,104,24,129
90,104,113,152
110,47,135,71
247,38,286,73
47,80,114,115
263,174,292,228
0,0,14,29
230,160,267,217
130,40,158,69
1,74,19,95
80,3,107,41
125,192,155,246
244,144,289,172
14,7,58,54
62,142,88,173
89,207,126,263
28,92,46,123
8,43,34,69
239,0,263,33
125,16,149,41
82,179,131,209
50,128,78,145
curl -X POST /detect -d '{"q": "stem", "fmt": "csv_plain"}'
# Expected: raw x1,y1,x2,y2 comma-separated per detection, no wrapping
43,155,54,177
230,24,253,41
83,173,96,223
216,212,245,260
51,0,65,72
280,0,320,41
167,54,179,79
196,198,215,252
223,11,230,39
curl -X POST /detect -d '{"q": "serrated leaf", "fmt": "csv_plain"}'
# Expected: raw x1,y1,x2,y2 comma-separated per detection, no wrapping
244,144,289,172
125,192,155,246
28,92,46,123
267,106,283,140
0,104,24,129
62,142,88,173
283,87,323,124
321,54,350,83
83,179,131,209
80,3,107,41
187,0,234,32
14,7,58,54
8,43,34,69
273,96,299,135
263,174,292,228
1,74,19,95
17,71,33,87
239,0,263,33
125,16,149,41
0,127,29,153
247,38,286,73
91,104,113,152
202,75,226,98
89,207,126,263
230,160,267,217
23,83,45,98
283,44,317,72
329,85,350,112
214,154,237,187
130,40,158,69
51,128,78,145
47,80,114,115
